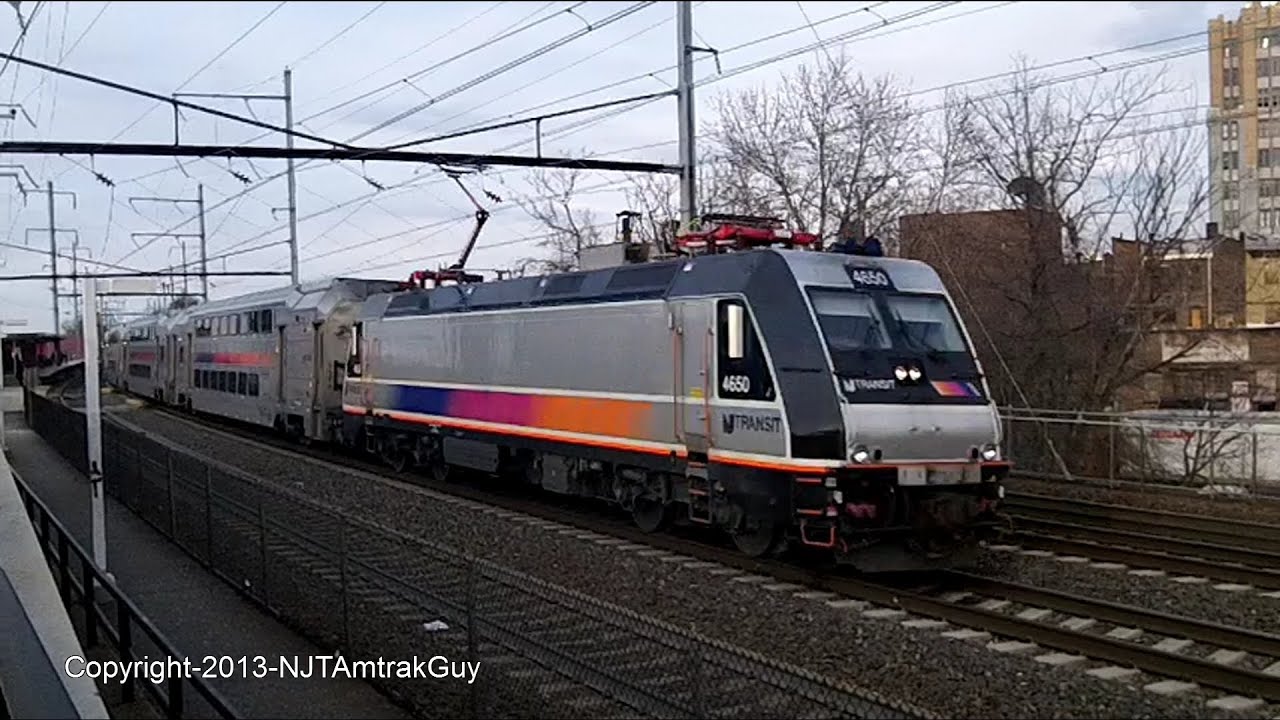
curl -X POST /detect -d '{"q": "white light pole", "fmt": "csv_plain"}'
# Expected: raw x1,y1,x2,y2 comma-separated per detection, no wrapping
83,278,105,572
0,317,28,451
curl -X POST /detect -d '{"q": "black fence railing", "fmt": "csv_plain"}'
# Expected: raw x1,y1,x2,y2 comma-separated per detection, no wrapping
12,465,240,719
23,388,927,720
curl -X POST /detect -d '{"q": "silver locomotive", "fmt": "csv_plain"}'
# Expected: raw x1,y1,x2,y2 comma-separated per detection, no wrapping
340,222,1009,571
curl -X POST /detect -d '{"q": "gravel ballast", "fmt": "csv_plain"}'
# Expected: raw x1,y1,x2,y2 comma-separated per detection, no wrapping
113,406,1265,719
974,548,1280,636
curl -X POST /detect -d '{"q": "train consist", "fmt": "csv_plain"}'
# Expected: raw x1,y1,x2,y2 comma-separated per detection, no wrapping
103,216,1009,571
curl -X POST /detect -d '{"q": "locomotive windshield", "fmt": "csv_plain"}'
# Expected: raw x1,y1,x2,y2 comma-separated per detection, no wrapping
807,287,985,403
809,288,968,354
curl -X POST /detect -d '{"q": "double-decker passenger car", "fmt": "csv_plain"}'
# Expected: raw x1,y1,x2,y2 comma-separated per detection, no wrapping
104,278,402,441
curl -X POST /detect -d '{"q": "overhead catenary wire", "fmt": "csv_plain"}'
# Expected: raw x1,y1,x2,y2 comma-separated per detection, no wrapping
145,0,996,274
232,1,389,93
291,1,576,136
293,1,512,117
98,1,289,147
419,3,695,139
351,1,657,145
102,3,620,266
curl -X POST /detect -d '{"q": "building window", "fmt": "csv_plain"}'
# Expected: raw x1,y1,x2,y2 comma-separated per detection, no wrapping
1226,96,1243,110
1264,179,1280,197
1225,209,1240,228
1224,151,1240,171
1189,306,1206,329
1224,182,1240,200
1226,40,1239,58
1224,66,1241,87
1264,208,1274,229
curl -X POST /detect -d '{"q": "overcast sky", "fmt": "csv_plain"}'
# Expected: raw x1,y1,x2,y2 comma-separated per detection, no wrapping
0,0,1250,333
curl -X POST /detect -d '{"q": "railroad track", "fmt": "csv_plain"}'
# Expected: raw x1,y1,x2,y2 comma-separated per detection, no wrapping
1006,492,1280,553
1004,492,1280,589
85,396,1280,709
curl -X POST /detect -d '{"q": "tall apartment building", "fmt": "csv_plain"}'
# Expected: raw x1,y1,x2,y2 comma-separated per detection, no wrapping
1210,2,1280,325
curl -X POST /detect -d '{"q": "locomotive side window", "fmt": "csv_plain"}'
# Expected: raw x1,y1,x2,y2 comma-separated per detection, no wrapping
716,299,775,402
347,322,363,378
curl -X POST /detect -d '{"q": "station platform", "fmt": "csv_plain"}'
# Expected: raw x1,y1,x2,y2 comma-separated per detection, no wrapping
4,413,410,719
0,429,109,719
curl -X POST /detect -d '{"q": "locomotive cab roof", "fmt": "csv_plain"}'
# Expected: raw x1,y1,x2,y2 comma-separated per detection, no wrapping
358,248,950,322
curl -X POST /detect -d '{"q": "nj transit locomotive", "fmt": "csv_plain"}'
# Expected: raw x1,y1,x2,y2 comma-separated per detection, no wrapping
105,226,1009,571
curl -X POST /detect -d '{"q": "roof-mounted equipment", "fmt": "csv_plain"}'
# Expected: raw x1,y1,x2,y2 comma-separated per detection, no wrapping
673,213,820,255
405,167,501,289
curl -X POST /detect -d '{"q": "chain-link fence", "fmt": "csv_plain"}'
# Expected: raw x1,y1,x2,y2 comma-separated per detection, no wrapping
23,389,926,720
1001,406,1280,491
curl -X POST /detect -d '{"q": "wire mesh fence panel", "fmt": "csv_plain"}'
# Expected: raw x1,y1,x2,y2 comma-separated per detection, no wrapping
133,434,173,533
208,481,267,605
257,489,347,650
169,453,214,563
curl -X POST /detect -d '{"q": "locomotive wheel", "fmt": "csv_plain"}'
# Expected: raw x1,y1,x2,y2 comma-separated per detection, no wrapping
632,496,670,534
382,443,409,473
732,519,783,558
430,459,451,483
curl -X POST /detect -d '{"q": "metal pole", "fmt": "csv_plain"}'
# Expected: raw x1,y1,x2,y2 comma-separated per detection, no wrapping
180,241,189,297
72,240,80,329
47,181,59,333
197,184,208,301
84,278,106,572
0,326,6,452
675,1,696,226
1206,255,1214,325
284,69,299,286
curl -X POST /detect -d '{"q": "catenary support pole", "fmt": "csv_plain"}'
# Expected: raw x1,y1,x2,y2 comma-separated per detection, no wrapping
676,1,697,225
84,278,106,572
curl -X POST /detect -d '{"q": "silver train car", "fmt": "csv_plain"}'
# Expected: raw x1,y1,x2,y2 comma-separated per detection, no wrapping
104,277,402,441
107,317,166,401
342,249,1011,570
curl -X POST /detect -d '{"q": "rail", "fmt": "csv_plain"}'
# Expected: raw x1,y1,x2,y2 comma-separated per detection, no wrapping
24,387,920,720
11,468,239,719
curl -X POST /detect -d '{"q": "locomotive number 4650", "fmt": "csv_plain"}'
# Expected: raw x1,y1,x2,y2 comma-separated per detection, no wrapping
849,269,890,287
722,375,751,394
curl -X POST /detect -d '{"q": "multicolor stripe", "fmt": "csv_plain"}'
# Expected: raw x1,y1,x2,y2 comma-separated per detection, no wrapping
385,383,656,441
931,380,980,398
195,351,274,367
128,351,157,362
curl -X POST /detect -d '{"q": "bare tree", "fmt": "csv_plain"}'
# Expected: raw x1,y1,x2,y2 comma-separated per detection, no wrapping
511,168,607,274
915,58,1212,417
705,49,920,244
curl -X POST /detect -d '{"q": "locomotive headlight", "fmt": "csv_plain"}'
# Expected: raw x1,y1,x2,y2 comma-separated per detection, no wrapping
851,444,871,464
980,443,999,461
907,366,922,382
893,366,908,382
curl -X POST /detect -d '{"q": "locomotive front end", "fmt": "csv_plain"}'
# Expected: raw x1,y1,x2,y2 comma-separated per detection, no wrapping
793,256,1009,572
